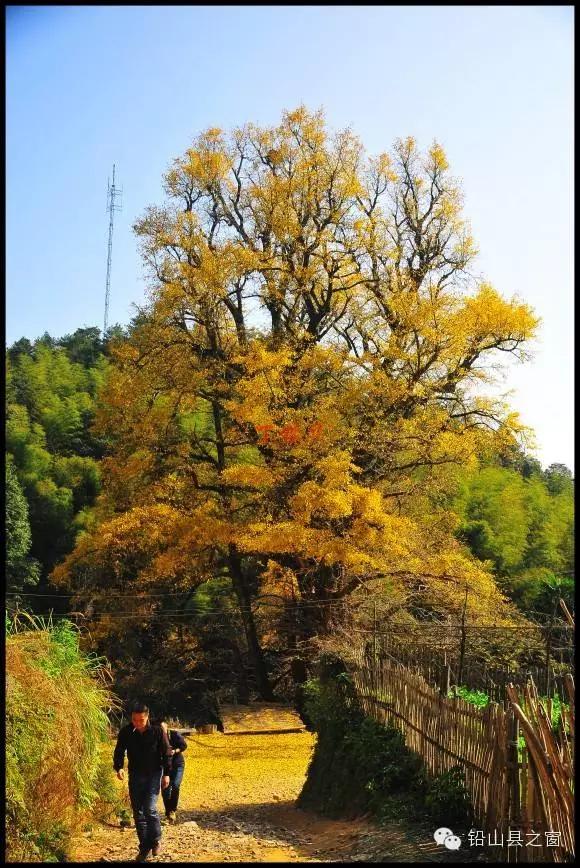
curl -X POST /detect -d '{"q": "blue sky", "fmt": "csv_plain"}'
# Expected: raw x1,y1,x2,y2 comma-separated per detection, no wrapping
6,5,573,470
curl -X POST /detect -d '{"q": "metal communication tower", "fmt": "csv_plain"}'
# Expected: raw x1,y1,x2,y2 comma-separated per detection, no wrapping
104,164,122,335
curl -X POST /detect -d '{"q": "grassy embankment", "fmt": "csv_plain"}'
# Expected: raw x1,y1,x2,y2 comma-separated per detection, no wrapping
6,612,127,862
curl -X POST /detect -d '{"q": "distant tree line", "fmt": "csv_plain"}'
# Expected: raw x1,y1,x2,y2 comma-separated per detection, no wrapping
5,327,124,600
450,455,574,614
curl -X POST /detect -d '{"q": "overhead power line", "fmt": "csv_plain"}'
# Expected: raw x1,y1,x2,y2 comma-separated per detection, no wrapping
6,607,573,631
5,592,573,625
5,591,372,608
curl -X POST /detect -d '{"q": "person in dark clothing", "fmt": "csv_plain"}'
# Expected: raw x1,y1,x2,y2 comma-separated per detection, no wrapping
154,716,187,823
113,702,173,862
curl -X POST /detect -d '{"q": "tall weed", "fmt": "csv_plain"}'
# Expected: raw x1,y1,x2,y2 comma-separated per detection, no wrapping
6,612,120,862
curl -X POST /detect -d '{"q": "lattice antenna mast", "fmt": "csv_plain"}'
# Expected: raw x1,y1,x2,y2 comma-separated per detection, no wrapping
104,164,122,336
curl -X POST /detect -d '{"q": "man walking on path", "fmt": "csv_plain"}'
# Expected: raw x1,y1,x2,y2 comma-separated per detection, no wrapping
156,717,188,823
113,702,173,862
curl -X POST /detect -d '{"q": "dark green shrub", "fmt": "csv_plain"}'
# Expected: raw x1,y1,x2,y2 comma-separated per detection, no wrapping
299,667,427,820
425,765,473,826
299,659,476,830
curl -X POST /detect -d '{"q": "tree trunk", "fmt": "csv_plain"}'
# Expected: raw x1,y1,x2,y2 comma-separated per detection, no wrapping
209,383,275,702
227,543,276,701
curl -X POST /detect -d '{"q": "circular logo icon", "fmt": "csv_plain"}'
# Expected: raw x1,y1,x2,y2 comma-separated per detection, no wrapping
444,834,462,850
434,827,454,846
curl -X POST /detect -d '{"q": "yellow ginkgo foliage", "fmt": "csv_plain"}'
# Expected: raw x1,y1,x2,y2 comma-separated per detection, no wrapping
53,107,539,699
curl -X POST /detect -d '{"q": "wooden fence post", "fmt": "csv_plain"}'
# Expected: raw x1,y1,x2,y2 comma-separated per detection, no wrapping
544,597,558,699
373,600,377,695
506,710,521,860
456,585,468,694
439,661,451,697
559,598,574,628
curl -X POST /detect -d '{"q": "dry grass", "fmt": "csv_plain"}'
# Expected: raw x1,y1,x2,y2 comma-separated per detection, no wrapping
6,614,120,862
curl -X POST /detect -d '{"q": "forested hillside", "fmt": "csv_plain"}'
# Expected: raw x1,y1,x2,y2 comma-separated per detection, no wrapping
6,328,123,599
451,459,573,614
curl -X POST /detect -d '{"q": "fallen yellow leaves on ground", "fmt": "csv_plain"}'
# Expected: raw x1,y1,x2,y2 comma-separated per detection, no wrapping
180,730,315,810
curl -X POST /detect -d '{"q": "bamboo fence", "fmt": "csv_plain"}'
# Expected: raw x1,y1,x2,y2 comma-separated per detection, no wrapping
350,647,574,862
353,623,574,704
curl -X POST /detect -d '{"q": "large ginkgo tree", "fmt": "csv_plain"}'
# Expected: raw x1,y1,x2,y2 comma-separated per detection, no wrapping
53,108,539,699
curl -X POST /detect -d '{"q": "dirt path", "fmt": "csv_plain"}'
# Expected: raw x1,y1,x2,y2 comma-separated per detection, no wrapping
73,706,474,863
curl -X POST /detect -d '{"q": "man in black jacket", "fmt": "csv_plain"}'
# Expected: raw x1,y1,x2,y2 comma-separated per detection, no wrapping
113,702,173,862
